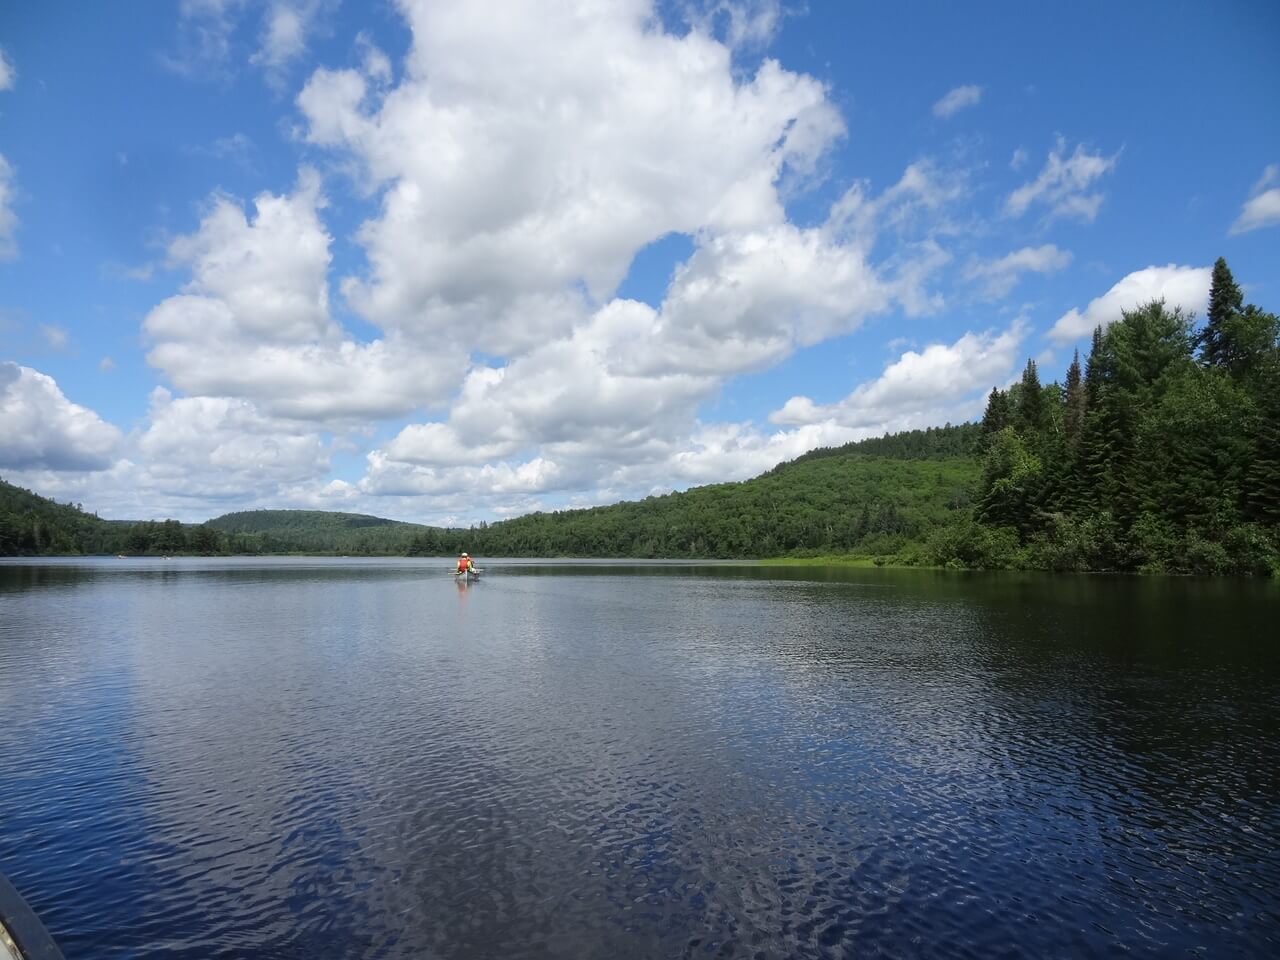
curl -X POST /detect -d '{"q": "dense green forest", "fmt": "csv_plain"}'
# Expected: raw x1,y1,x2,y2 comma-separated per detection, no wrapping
0,488,441,557
3,258,1276,575
408,434,980,559
945,258,1279,575
206,510,429,555
0,481,120,555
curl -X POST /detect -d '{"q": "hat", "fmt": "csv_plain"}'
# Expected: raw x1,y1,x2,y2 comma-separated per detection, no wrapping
462,552,469,556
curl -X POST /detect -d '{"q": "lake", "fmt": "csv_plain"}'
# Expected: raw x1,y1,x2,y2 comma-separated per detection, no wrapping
1,558,1277,958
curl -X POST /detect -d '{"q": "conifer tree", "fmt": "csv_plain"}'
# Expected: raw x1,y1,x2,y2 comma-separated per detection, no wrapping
980,387,1012,438
1016,359,1045,436
1063,350,1086,449
1084,326,1105,403
1199,257,1243,369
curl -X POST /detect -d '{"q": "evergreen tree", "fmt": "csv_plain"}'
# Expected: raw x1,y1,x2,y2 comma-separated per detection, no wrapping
1015,359,1045,436
1199,257,1243,368
978,427,1044,537
980,388,1012,440
1222,304,1280,379
1063,350,1086,449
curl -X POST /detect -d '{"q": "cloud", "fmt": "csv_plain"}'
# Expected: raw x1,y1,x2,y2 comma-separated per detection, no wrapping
251,0,336,86
1047,264,1211,344
166,0,332,85
143,170,463,420
134,388,331,500
0,362,123,471
1006,137,1117,222
355,32,392,85
770,323,1025,428
1010,147,1028,171
0,47,15,90
0,154,17,261
1229,164,1280,235
683,0,786,51
40,325,69,350
963,244,1072,299
297,0,846,352
100,357,116,373
164,0,246,76
933,84,982,118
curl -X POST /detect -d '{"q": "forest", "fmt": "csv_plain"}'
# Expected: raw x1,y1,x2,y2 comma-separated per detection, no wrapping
2,259,1276,575
950,258,1279,575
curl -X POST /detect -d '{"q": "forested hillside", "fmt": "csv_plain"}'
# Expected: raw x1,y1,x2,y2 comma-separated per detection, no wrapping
410,426,980,558
0,480,117,554
206,510,431,554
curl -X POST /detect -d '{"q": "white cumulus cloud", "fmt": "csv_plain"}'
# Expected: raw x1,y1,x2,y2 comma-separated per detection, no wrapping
770,323,1025,429
964,244,1072,299
0,362,123,471
1006,137,1117,222
1047,264,1211,344
1229,164,1280,235
933,84,982,118
297,0,847,352
135,388,331,500
143,170,463,421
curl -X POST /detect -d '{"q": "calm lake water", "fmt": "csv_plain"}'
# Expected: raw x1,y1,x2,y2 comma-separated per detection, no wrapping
1,558,1277,958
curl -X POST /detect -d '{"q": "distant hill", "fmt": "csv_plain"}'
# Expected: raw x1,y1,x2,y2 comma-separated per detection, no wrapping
207,509,413,533
204,509,436,555
0,477,117,555
420,424,982,559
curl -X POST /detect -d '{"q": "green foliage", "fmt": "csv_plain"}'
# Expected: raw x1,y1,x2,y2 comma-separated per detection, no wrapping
1198,256,1244,369
921,520,1019,569
933,263,1280,576
980,388,1012,441
445,455,980,559
1246,351,1280,525
977,427,1044,535
205,510,431,555
784,422,981,465
1016,359,1045,435
0,478,117,555
1063,350,1085,450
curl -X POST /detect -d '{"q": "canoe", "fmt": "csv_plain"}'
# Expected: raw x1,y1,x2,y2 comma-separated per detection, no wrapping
0,872,64,960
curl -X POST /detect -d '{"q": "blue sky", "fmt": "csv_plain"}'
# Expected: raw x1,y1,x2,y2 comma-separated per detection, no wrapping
1,0,1278,524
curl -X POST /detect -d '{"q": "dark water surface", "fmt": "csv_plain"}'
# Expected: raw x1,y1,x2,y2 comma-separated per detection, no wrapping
1,558,1277,958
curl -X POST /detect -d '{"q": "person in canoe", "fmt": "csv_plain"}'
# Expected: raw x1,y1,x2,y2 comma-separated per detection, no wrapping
456,552,476,577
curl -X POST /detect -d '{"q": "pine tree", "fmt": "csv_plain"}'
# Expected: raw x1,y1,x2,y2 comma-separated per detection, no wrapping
1016,359,1045,436
1199,257,1243,369
1063,349,1086,449
980,387,1012,440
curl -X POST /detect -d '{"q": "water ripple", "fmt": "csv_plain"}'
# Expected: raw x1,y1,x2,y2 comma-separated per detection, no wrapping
1,559,1277,958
